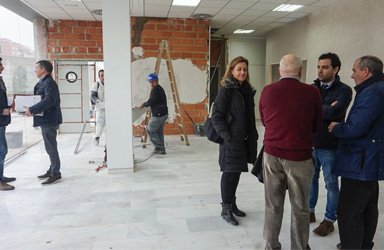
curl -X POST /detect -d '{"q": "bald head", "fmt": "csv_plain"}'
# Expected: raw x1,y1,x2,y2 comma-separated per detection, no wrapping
279,54,302,79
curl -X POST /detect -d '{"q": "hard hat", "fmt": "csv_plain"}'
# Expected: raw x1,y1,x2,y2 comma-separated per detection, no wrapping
147,73,158,81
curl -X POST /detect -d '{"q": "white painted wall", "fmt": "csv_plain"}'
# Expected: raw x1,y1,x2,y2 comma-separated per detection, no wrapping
265,0,384,89
227,38,266,119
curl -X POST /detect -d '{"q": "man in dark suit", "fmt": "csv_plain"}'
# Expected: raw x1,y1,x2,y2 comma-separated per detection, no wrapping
25,60,63,185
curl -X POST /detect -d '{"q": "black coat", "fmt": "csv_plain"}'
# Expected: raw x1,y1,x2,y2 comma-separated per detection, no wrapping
0,77,11,127
29,74,62,127
312,76,352,149
211,77,258,172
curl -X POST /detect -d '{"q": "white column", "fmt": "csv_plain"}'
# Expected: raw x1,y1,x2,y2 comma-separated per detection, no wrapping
102,0,134,172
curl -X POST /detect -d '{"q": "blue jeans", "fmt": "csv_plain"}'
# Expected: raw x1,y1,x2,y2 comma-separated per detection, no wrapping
147,115,167,151
0,126,8,181
309,148,339,222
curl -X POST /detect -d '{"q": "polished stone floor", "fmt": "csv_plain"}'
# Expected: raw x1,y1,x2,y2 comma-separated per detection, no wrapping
1,132,383,250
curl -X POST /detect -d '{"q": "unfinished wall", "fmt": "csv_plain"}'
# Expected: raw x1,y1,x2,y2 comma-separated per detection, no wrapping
46,18,209,135
265,0,384,89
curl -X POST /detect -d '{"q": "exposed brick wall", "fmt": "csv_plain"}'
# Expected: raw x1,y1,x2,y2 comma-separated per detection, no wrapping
46,18,209,135
47,20,103,60
137,18,209,69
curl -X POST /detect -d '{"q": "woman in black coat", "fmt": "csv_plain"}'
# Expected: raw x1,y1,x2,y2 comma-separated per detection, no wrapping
211,56,258,226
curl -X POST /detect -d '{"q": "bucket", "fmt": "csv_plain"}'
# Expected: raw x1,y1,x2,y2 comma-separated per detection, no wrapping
5,130,23,148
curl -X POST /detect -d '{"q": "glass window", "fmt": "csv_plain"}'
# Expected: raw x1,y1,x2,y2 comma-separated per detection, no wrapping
0,6,41,162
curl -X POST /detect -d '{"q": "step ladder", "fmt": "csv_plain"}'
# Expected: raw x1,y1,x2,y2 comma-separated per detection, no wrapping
142,40,190,147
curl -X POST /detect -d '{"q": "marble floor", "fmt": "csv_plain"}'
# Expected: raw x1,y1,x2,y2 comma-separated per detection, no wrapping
1,132,384,250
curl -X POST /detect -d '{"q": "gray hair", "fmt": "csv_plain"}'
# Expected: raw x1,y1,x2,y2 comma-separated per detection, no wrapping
279,54,302,78
357,55,383,75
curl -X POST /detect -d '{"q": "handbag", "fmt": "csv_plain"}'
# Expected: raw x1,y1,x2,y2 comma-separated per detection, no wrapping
204,102,224,144
251,145,264,183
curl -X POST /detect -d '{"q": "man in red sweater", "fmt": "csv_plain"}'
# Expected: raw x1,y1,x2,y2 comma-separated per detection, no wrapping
259,54,322,250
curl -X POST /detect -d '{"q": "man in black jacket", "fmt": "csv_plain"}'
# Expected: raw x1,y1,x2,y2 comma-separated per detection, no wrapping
309,53,352,236
0,57,16,191
25,60,63,185
140,73,168,154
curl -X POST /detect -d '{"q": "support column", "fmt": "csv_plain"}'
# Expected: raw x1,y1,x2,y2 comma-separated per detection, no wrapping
102,0,134,172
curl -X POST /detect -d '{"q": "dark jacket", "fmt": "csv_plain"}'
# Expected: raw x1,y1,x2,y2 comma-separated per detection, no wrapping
143,84,168,117
0,76,11,126
211,77,258,172
332,73,384,181
312,76,352,149
29,74,63,127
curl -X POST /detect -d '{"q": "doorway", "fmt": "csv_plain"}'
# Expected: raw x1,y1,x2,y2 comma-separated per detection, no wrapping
55,60,103,133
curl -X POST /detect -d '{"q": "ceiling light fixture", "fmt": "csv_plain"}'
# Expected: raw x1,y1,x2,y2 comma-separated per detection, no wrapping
273,4,303,12
233,29,254,34
172,0,201,7
191,13,213,20
91,9,102,16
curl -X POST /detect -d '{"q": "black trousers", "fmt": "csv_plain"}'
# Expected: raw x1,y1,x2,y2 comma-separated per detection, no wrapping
337,177,379,249
221,172,241,204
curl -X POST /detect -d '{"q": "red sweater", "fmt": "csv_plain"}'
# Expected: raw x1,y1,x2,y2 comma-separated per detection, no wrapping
259,78,322,161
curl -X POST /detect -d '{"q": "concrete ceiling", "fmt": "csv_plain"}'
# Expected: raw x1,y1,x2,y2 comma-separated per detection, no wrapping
13,0,339,37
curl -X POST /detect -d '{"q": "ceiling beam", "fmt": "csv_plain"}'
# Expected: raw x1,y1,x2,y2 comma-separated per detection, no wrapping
0,0,44,21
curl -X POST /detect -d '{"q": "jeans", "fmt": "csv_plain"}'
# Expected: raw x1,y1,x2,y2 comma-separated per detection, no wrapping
147,114,167,151
263,152,314,250
338,177,378,249
0,126,8,181
41,125,61,176
309,148,339,222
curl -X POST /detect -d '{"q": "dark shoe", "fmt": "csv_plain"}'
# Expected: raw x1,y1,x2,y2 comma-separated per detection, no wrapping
2,176,16,182
310,212,316,223
41,175,61,185
153,148,166,155
221,203,239,226
0,181,15,191
336,243,341,249
313,220,334,236
37,171,50,179
232,197,246,217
